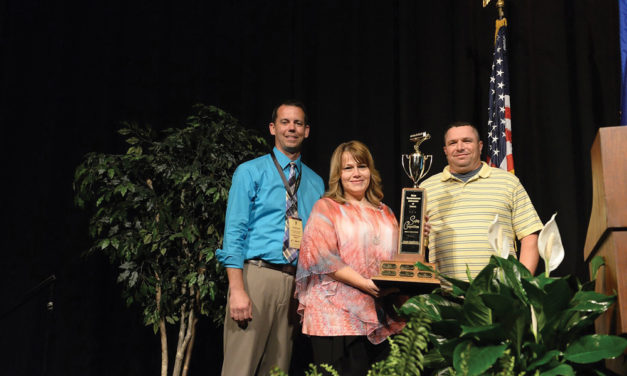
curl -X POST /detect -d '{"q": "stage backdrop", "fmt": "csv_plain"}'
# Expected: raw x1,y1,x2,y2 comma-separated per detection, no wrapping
0,1,620,375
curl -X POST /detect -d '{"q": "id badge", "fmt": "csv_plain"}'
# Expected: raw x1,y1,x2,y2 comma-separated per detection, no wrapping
287,217,303,250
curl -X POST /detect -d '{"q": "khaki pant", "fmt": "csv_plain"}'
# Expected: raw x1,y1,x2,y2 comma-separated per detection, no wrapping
221,263,298,376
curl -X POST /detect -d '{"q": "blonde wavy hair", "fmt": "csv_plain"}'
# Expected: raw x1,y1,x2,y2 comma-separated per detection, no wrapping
324,140,384,206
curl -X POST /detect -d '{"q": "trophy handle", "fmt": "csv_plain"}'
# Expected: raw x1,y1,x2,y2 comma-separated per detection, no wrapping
419,155,433,182
401,155,413,182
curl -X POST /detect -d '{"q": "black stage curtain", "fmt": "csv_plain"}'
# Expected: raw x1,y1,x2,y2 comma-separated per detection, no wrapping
0,1,620,375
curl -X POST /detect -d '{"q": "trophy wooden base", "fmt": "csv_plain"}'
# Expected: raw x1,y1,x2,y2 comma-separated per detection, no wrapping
372,254,440,285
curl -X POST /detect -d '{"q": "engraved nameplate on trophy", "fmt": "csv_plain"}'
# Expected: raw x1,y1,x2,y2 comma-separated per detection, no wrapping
373,132,440,285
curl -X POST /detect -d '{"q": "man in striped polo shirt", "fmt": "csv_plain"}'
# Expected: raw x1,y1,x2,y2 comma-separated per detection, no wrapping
419,122,543,280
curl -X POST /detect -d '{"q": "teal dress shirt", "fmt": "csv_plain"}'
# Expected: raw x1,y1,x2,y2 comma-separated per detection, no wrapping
216,147,325,268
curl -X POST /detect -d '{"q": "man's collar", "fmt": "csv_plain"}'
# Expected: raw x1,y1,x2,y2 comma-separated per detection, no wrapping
441,162,491,181
477,162,492,178
272,147,302,170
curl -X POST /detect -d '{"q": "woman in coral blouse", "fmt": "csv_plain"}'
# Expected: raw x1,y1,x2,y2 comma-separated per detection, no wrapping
295,140,404,375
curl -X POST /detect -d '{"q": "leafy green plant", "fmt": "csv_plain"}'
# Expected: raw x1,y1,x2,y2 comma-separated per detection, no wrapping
398,254,627,375
74,104,267,376
368,314,432,376
270,364,340,376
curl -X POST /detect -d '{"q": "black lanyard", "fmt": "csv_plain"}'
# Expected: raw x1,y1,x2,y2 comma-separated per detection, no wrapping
270,151,302,200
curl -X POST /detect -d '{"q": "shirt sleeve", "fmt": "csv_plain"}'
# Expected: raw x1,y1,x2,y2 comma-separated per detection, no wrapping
511,180,543,239
216,165,256,268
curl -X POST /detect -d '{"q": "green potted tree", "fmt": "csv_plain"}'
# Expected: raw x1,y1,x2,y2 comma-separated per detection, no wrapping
74,105,267,376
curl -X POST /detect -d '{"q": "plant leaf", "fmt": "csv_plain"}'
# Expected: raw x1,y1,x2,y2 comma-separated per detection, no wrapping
526,350,561,371
563,334,627,364
453,341,507,376
416,261,470,293
569,291,616,313
539,363,575,376
589,255,605,280
401,294,444,320
100,238,110,249
490,256,530,304
462,264,498,327
459,323,503,342
481,293,528,356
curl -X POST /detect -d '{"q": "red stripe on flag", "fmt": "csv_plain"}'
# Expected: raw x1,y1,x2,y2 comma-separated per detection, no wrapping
506,154,515,173
505,128,513,142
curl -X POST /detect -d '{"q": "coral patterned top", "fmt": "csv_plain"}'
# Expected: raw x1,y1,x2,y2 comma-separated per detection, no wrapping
295,197,405,344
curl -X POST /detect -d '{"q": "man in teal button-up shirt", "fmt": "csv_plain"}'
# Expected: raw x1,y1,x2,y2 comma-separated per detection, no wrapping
217,100,324,375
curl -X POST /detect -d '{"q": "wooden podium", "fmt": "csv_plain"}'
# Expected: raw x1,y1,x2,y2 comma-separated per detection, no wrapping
583,126,627,375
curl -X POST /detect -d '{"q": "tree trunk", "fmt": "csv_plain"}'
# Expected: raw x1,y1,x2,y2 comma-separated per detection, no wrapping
172,212,189,376
160,317,168,376
172,303,189,376
181,315,197,376
156,283,168,376
181,287,201,376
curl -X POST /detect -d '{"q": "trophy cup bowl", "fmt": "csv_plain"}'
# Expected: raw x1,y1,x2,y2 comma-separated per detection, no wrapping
401,132,433,187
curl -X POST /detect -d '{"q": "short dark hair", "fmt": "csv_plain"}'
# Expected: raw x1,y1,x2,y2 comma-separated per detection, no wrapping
271,100,308,125
443,121,480,144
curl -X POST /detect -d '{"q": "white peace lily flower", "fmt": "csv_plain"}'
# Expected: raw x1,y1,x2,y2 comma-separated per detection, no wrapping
487,214,510,259
537,213,565,277
530,305,538,343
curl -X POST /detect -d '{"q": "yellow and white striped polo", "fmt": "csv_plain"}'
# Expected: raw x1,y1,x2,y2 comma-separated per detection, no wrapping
419,162,542,281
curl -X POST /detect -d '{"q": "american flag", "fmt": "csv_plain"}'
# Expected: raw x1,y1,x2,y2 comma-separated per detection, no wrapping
487,18,514,173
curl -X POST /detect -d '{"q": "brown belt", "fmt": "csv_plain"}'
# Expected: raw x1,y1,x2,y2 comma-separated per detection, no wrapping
245,259,296,275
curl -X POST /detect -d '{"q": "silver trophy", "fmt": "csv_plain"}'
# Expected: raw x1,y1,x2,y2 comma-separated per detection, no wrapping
372,131,439,286
401,132,433,187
